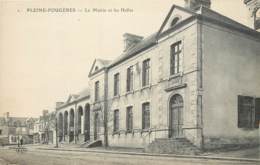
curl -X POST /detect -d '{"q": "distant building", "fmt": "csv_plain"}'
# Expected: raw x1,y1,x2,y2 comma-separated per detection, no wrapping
55,0,260,153
0,112,37,145
33,110,56,144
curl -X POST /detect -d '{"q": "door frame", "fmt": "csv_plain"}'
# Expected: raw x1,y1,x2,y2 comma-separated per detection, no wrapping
168,94,184,138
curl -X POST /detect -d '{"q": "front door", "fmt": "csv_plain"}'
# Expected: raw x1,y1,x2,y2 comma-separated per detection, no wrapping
169,94,183,138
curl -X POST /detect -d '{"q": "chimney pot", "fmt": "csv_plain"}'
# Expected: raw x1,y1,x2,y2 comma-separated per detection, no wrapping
184,0,211,11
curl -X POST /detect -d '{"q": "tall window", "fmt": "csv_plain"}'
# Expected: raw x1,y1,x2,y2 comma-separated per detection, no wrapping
170,41,182,75
114,73,120,96
94,81,100,101
238,96,260,128
126,66,134,92
126,106,133,132
114,110,119,132
0,129,2,135
142,59,150,87
142,102,150,129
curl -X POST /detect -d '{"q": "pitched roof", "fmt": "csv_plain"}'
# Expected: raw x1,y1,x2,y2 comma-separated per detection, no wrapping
108,33,158,68
108,4,260,69
56,87,90,109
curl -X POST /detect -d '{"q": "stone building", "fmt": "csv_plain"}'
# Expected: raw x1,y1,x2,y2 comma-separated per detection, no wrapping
56,0,260,152
33,110,56,144
55,88,92,144
0,112,37,145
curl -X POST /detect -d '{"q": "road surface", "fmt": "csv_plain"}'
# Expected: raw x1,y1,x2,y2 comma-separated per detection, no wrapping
0,148,257,165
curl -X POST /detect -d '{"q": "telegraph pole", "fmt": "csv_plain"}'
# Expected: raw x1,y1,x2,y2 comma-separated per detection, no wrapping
55,118,58,148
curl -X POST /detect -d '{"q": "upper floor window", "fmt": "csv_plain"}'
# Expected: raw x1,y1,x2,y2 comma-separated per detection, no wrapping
114,110,119,133
170,41,182,75
126,106,133,132
0,129,2,135
126,66,134,92
94,81,100,101
142,102,150,130
142,59,150,87
238,96,260,129
114,73,120,96
170,17,180,27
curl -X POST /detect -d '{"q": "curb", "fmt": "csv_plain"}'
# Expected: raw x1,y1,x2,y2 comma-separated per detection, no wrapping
36,147,260,163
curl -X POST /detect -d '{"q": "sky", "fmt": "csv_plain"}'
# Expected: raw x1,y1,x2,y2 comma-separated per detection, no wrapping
0,0,251,118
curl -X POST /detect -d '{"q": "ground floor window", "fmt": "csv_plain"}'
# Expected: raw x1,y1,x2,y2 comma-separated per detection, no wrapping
126,106,133,132
114,110,119,133
238,95,260,128
142,102,150,130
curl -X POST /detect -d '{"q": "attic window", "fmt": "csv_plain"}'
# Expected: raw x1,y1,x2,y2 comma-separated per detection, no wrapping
171,17,180,27
95,66,99,71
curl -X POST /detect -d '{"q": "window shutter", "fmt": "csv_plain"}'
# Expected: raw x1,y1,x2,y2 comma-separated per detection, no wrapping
255,98,260,128
238,95,243,128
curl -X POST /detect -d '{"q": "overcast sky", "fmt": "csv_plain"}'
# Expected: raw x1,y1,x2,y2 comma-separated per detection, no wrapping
0,0,251,117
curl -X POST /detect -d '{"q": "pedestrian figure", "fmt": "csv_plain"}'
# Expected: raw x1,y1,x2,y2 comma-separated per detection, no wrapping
17,139,20,148
20,138,23,147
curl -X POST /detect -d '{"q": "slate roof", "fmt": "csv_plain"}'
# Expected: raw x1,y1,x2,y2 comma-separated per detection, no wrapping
107,5,260,69
56,87,90,109
108,33,158,68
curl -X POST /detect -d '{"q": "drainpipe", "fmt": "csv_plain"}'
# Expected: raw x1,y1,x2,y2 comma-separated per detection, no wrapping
103,67,109,148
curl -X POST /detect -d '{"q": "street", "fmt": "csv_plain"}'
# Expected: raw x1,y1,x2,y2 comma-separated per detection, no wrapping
0,148,257,165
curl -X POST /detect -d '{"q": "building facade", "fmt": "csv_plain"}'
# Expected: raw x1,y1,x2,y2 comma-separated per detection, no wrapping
0,112,36,145
56,0,260,151
55,88,93,144
33,110,56,144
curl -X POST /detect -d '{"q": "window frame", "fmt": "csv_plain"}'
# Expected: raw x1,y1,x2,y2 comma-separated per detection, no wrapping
94,81,100,102
142,102,150,130
142,59,150,87
114,73,120,96
113,109,119,133
126,66,134,92
126,106,133,132
170,41,182,75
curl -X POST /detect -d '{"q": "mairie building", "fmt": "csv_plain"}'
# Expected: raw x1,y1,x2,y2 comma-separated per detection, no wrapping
55,0,260,153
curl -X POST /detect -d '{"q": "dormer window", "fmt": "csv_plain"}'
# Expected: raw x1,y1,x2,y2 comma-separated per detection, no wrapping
170,17,180,27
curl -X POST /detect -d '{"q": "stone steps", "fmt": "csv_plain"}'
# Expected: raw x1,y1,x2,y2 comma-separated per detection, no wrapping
145,138,201,155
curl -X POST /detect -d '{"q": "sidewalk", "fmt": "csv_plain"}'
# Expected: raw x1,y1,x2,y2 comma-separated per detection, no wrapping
30,144,260,163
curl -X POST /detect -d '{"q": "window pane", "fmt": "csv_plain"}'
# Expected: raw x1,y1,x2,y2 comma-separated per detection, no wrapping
142,103,150,129
114,110,119,132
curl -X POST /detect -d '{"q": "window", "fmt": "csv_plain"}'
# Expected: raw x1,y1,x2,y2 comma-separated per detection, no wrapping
94,81,100,101
126,106,133,132
0,129,2,135
114,110,119,133
142,59,150,87
114,73,120,96
142,102,150,129
126,66,134,92
171,17,180,27
170,41,182,75
238,96,260,128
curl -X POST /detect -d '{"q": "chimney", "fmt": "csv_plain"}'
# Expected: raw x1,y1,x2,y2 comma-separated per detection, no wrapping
184,0,211,11
244,0,260,32
56,102,64,108
123,33,143,52
42,110,48,117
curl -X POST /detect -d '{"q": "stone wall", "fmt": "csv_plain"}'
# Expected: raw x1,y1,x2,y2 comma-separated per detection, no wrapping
202,21,260,149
